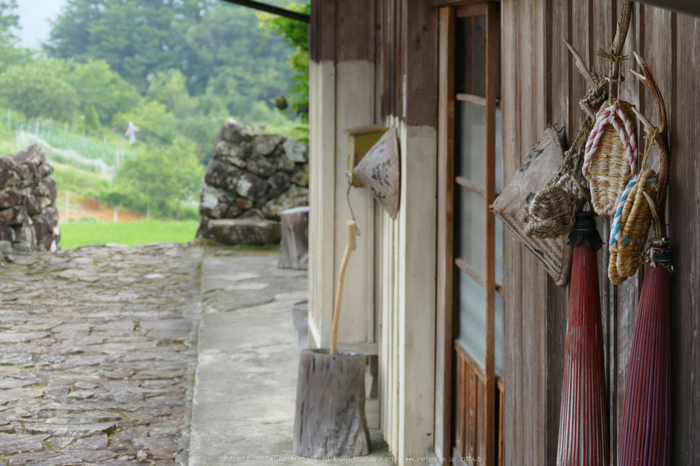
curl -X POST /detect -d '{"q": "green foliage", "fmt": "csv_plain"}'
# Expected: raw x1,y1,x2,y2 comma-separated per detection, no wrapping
62,60,141,124
0,0,30,69
258,2,310,120
84,104,100,132
53,163,110,199
103,140,204,219
113,101,179,145
59,220,199,249
146,70,196,119
46,0,208,93
0,61,79,119
186,5,295,118
0,0,19,40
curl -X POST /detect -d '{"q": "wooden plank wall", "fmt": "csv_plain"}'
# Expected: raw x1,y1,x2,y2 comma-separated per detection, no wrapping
308,0,377,347
501,0,546,463
376,1,440,463
502,0,700,463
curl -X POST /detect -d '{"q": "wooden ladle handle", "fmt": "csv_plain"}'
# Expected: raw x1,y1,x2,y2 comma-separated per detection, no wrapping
330,220,357,355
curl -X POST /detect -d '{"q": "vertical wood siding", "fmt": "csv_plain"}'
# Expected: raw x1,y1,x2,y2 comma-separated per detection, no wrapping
502,0,700,463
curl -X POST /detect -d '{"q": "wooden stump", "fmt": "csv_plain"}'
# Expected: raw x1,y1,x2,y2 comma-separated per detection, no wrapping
277,206,309,270
293,348,370,457
291,300,309,353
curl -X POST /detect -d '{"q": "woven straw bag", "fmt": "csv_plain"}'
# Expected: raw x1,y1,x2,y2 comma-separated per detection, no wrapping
583,99,639,216
491,126,573,287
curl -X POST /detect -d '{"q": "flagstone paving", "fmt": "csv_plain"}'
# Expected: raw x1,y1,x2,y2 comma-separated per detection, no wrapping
0,242,203,466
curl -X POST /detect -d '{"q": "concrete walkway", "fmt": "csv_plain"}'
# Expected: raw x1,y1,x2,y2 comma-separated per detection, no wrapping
189,249,395,466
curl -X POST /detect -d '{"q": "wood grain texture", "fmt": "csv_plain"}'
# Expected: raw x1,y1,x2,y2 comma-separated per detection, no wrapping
434,6,456,464
500,0,523,463
277,207,309,270
670,11,700,465
294,349,370,457
404,0,439,127
484,5,499,465
336,0,373,61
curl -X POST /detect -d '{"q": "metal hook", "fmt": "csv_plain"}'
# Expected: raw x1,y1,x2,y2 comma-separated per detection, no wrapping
346,176,361,236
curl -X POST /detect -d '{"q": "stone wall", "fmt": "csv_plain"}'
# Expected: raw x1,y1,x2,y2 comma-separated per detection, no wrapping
0,144,60,253
197,119,309,245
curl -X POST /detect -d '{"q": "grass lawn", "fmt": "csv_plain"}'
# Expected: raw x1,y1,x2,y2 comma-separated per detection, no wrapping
59,220,199,250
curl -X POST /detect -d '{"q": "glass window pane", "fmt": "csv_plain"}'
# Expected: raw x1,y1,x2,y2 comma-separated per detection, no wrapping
496,106,503,193
496,218,503,286
455,270,505,378
455,16,486,97
456,268,486,370
455,186,486,277
496,290,504,377
456,101,486,191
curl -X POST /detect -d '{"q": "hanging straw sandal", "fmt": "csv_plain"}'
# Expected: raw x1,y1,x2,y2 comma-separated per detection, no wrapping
581,36,645,218
583,97,639,217
607,52,669,285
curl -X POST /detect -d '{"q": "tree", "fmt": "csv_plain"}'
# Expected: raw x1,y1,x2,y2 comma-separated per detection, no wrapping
105,139,204,219
0,0,30,69
84,104,100,131
185,4,294,101
113,101,179,145
62,60,141,124
0,0,19,40
258,2,310,119
0,61,78,120
146,70,196,119
46,0,209,92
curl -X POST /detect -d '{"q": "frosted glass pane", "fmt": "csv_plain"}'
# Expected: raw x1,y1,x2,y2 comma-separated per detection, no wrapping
455,269,505,378
456,102,486,191
496,290,504,377
456,269,486,370
496,218,503,286
455,186,486,277
496,107,503,193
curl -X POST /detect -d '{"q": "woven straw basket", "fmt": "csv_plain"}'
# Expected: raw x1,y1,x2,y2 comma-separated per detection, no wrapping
608,170,657,284
491,126,573,287
583,100,638,216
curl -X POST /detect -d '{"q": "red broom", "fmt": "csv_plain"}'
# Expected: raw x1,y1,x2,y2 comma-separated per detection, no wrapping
557,211,609,466
618,53,672,466
618,240,672,466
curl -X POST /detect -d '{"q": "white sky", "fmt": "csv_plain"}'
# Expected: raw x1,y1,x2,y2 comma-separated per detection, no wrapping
15,0,69,49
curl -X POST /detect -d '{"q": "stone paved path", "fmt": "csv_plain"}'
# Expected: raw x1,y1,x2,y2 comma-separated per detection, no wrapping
0,243,202,466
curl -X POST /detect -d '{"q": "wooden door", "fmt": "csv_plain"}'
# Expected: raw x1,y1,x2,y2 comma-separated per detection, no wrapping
437,2,504,465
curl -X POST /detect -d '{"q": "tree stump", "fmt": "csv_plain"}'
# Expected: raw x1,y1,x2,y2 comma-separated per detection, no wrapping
293,348,370,457
277,206,309,270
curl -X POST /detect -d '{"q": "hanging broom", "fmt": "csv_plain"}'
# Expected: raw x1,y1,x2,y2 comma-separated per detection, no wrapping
618,53,672,466
556,211,608,466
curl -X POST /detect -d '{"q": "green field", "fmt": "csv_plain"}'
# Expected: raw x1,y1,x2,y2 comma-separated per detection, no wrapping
59,220,199,250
